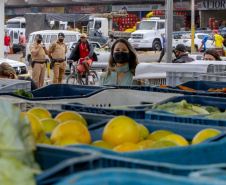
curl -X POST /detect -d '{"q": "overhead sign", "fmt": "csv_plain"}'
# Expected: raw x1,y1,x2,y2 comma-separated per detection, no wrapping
198,0,226,9
173,2,198,10
112,4,165,11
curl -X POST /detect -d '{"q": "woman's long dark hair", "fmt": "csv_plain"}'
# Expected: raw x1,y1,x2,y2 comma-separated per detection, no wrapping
204,49,222,61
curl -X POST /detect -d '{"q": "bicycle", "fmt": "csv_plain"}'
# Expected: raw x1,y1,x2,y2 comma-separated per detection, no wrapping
66,58,98,85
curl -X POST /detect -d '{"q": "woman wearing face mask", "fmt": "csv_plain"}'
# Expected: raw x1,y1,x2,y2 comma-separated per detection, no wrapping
99,38,139,86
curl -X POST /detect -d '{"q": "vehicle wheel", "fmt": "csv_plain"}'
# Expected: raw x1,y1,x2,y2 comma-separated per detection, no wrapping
88,70,98,85
152,40,161,51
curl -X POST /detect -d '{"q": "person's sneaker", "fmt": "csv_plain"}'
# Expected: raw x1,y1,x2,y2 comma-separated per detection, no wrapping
88,75,93,82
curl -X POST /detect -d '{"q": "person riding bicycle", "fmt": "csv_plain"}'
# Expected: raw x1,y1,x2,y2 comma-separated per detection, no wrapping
67,33,98,82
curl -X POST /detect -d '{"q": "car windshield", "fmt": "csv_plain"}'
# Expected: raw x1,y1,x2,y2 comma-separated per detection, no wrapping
6,23,21,28
139,21,156,30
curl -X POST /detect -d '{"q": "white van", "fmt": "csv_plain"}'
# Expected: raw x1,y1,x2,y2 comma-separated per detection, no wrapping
6,17,26,28
25,30,81,65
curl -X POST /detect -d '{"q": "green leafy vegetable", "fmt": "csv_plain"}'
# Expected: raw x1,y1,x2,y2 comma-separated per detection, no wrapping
205,113,226,120
154,100,216,116
0,100,41,184
13,89,33,98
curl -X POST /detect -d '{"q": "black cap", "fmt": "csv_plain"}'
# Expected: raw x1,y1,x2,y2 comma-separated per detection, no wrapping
36,34,42,39
175,44,186,52
109,34,114,38
58,32,65,38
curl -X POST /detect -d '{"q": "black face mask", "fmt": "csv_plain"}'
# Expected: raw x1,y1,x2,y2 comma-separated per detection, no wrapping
37,40,42,44
59,39,64,42
113,52,130,63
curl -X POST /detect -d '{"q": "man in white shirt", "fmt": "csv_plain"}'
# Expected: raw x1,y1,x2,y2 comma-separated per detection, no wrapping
101,34,116,49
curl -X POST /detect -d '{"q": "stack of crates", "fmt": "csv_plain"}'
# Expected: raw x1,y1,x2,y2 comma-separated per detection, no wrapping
113,14,139,31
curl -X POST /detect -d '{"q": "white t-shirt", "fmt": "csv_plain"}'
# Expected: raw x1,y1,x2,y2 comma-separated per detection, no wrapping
106,39,115,49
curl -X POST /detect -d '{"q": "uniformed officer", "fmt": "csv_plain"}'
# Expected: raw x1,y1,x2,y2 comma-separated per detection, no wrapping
48,33,67,84
30,34,48,88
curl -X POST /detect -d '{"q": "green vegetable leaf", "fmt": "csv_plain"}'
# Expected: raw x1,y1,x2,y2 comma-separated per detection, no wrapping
0,156,40,185
205,113,226,120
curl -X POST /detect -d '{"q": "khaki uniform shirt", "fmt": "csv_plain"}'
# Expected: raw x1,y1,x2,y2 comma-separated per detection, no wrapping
30,42,46,62
49,40,67,60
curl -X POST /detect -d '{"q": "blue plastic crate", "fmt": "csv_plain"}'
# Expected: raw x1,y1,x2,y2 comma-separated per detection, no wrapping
10,84,111,101
35,145,101,185
106,81,226,97
62,103,152,119
35,145,226,184
154,95,226,110
145,95,226,127
67,119,226,167
189,168,226,183
54,168,223,185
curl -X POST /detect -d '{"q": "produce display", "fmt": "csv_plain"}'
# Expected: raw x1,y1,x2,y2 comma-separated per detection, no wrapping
154,99,220,116
159,85,226,93
95,47,110,52
20,106,221,153
13,89,33,98
0,101,40,185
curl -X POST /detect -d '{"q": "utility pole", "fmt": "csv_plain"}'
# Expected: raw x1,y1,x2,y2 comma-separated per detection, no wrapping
0,0,5,58
191,0,195,53
166,0,173,63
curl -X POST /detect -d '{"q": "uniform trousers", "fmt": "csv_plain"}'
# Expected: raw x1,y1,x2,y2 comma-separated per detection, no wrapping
32,63,46,88
52,62,66,84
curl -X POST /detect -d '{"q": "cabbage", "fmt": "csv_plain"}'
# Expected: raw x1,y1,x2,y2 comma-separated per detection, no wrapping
154,100,214,116
205,113,226,120
0,157,39,185
0,100,41,184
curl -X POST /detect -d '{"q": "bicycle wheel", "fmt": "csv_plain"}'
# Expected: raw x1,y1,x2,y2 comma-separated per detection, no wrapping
66,73,79,84
88,70,98,85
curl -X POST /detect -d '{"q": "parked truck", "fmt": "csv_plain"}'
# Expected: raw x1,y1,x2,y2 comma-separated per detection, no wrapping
128,16,185,51
88,11,137,43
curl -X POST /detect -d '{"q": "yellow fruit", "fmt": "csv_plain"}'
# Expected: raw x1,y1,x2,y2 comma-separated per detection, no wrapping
149,140,179,149
28,108,52,119
102,116,141,146
42,136,52,145
137,140,155,149
162,134,189,146
41,118,60,133
146,130,174,141
139,124,150,141
36,132,47,144
113,143,142,152
54,139,79,146
55,111,87,127
21,112,44,140
91,140,115,150
192,128,221,145
50,121,91,144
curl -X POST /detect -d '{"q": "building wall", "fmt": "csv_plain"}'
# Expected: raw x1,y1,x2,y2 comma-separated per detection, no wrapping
200,10,226,28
